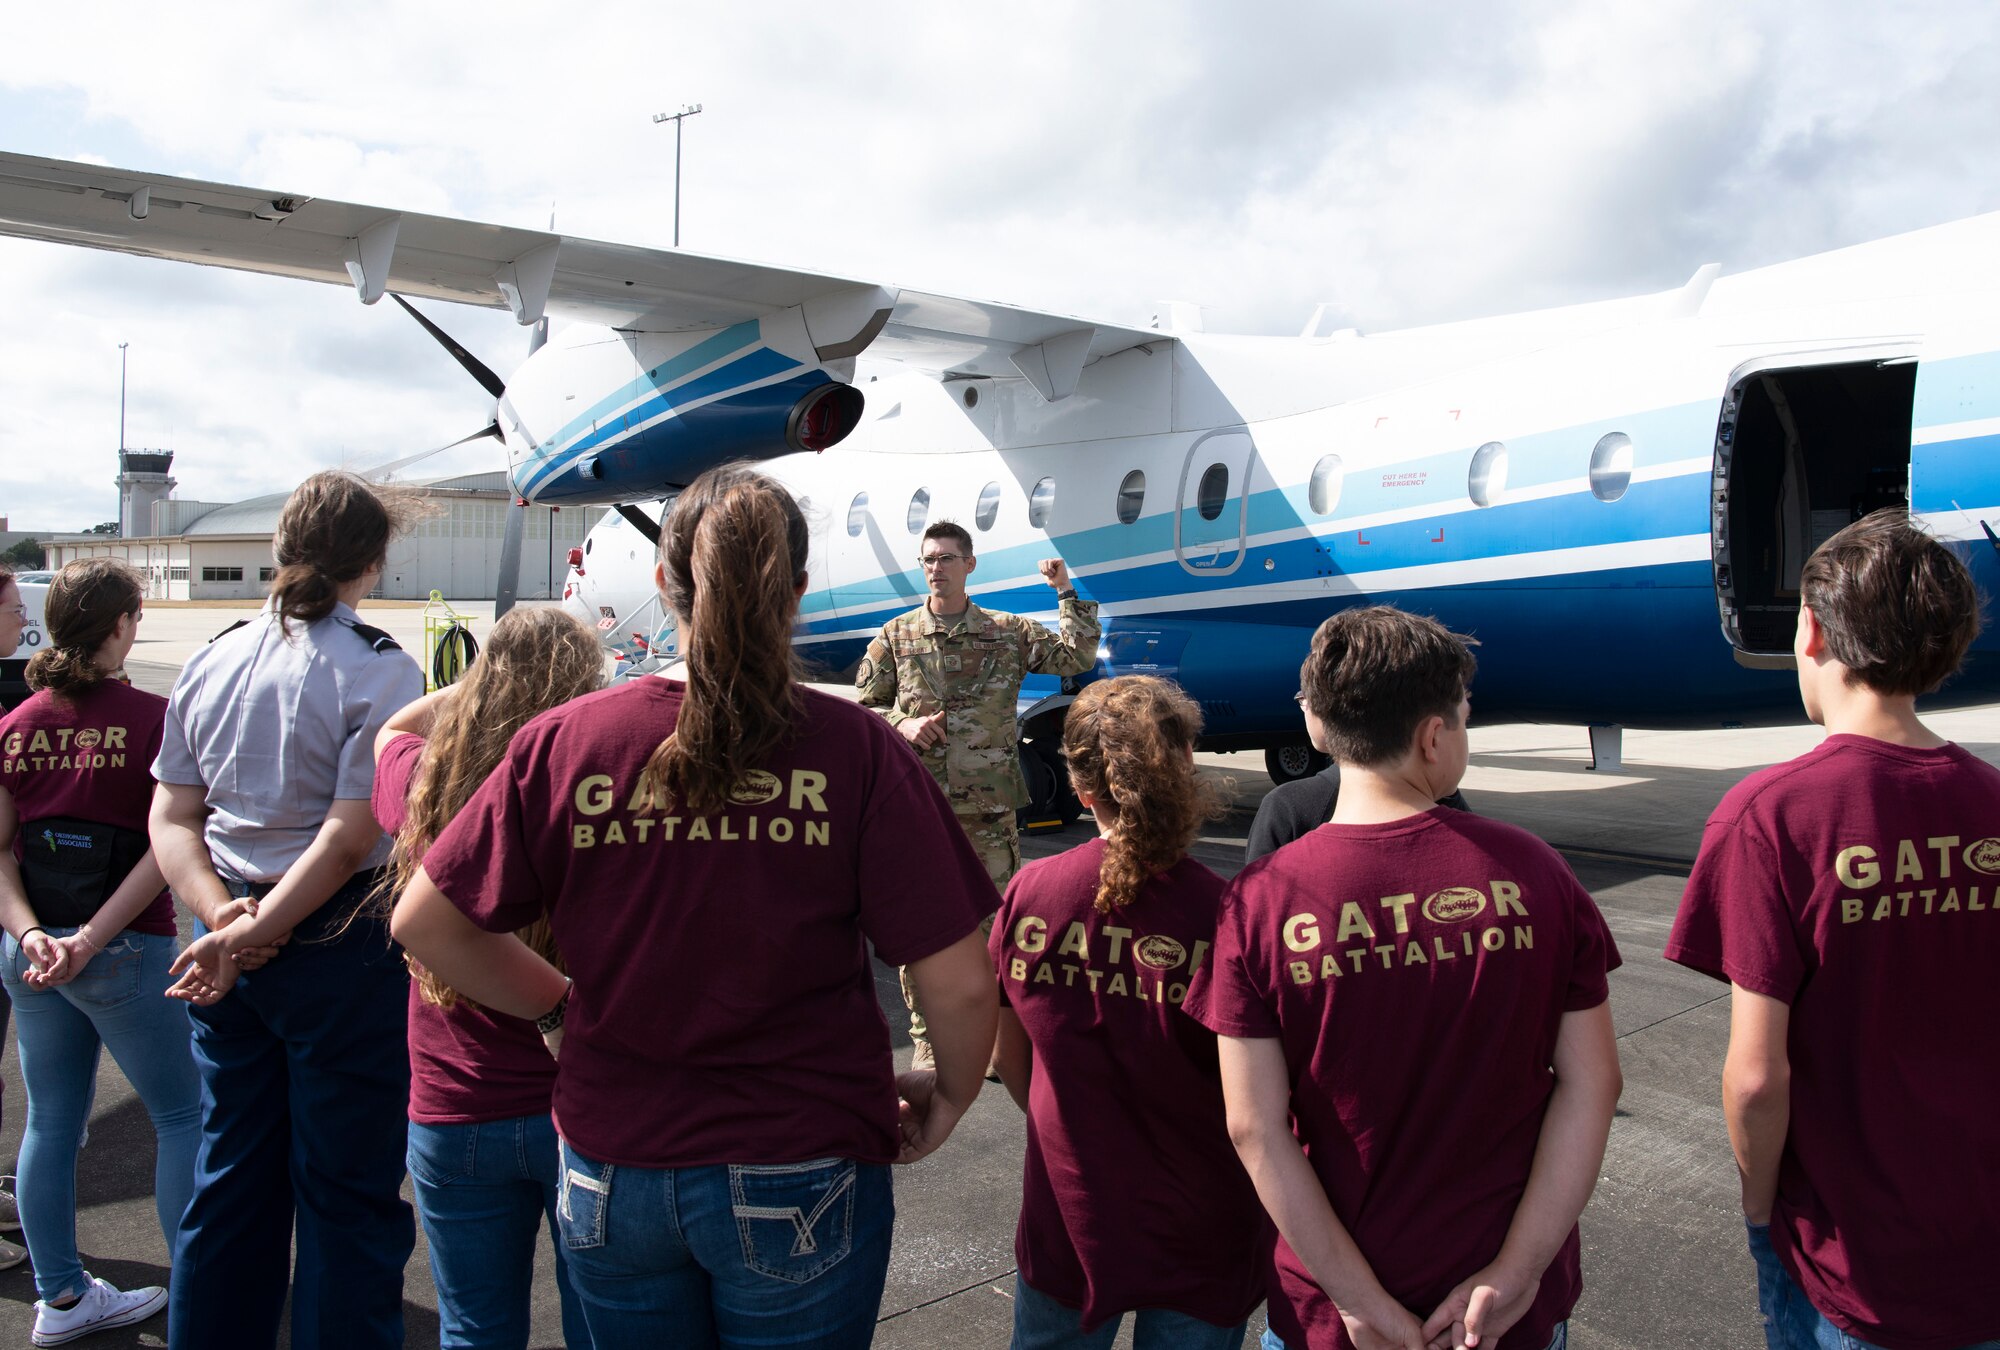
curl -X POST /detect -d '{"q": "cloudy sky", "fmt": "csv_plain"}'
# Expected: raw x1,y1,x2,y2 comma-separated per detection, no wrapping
2,1,1994,529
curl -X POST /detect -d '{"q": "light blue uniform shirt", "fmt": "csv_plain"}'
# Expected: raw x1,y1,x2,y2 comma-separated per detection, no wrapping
154,601,423,883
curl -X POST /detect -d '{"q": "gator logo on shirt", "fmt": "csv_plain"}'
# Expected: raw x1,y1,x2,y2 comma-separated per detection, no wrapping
73,728,102,752
1962,838,2000,875
1422,887,1487,924
728,770,784,806
1132,935,1187,972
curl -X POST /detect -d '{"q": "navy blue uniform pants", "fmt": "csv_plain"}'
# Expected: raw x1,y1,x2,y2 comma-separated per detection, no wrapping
168,874,415,1350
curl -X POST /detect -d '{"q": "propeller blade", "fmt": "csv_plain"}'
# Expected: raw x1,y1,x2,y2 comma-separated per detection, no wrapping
494,496,528,618
391,293,507,400
357,421,502,481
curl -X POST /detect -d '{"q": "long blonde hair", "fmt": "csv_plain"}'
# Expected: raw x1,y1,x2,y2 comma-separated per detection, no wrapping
388,607,604,1007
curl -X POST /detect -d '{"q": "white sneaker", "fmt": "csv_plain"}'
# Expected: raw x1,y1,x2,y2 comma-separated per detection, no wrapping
31,1275,167,1346
0,1185,19,1232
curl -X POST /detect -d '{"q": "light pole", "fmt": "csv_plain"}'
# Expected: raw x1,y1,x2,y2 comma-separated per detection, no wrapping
651,104,703,247
118,342,129,450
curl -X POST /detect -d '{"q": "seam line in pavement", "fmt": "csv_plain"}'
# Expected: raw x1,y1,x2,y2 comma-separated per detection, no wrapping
876,1267,1019,1323
1553,844,1695,875
1616,990,1729,1041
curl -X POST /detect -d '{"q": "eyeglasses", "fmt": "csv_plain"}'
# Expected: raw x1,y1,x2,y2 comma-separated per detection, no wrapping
918,553,969,569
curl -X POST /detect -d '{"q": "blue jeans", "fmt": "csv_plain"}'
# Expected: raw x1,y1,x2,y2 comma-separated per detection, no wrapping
1261,1321,1566,1350
169,882,415,1350
0,928,200,1302
1748,1222,2000,1350
409,1114,593,1350
555,1141,894,1349
1013,1275,1247,1349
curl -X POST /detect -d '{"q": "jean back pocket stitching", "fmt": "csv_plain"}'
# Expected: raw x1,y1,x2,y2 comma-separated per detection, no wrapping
729,1160,857,1278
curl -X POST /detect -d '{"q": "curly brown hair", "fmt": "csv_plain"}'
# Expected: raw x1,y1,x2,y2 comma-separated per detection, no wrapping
383,606,604,1007
637,465,809,815
1061,676,1222,912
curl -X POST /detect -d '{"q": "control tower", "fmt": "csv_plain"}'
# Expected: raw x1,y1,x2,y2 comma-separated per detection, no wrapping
116,450,175,538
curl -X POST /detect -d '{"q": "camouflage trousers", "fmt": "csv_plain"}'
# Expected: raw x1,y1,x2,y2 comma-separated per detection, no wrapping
902,810,1019,1045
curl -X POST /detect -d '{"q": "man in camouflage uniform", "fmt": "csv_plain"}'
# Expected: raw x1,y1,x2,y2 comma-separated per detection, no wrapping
857,520,1101,1065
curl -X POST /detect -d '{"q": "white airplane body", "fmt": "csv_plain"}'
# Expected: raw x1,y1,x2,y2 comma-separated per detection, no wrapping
5,151,1999,791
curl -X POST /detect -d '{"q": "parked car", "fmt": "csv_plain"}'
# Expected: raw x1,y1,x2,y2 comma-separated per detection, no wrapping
1,578,48,710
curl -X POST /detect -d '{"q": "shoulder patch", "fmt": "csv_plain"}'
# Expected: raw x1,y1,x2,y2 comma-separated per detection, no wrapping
340,619,403,654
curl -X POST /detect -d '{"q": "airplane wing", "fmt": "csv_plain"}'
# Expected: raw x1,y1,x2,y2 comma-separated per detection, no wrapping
0,151,1158,391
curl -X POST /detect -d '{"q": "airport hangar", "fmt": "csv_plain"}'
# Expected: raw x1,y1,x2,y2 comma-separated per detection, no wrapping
42,451,607,602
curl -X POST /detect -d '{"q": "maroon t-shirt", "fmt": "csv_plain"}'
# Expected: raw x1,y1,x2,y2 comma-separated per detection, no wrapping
0,682,174,936
990,839,1266,1331
1665,735,2000,1350
373,732,559,1126
422,678,993,1168
1184,808,1619,1350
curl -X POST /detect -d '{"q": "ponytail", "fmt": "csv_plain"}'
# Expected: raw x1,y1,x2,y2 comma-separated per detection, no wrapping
269,471,414,628
25,559,144,697
638,466,809,815
1061,676,1221,912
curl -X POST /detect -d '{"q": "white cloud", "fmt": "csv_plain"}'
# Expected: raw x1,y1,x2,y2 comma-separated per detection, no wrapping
1,0,1996,527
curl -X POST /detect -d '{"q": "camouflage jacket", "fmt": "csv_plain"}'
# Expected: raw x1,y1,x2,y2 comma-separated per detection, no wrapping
856,595,1101,812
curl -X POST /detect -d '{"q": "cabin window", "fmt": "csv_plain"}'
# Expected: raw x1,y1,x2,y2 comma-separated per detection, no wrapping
1029,477,1056,529
1308,454,1344,515
1590,432,1633,502
1469,442,1508,508
907,488,931,534
1116,470,1146,524
975,481,1002,531
846,492,869,538
1196,463,1229,521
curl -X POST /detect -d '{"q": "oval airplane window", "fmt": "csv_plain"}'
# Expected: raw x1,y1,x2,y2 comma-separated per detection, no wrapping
1309,454,1344,515
1197,462,1229,521
907,487,931,534
1590,432,1634,502
975,481,1002,531
1116,470,1146,525
1468,442,1508,508
1029,476,1056,530
846,491,869,538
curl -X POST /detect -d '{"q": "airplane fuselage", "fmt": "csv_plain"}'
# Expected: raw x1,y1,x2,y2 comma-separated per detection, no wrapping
557,211,2000,744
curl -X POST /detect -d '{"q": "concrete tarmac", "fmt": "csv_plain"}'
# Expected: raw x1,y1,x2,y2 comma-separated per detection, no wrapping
4,605,1991,1346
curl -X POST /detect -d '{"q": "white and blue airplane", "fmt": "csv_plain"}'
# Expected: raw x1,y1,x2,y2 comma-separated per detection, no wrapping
6,149,1999,810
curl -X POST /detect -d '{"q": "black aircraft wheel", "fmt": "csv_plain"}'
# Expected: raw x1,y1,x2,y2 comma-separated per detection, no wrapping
1017,738,1082,834
1266,742,1330,785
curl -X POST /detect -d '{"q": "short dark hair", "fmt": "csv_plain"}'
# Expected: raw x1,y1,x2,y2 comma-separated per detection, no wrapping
1800,509,1981,696
921,520,973,555
1301,606,1477,766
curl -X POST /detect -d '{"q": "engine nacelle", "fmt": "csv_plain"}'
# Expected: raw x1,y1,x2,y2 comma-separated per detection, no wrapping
500,303,876,505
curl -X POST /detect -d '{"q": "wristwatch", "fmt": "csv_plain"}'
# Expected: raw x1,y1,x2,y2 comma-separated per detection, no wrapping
1057,587,1078,601
535,980,572,1035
